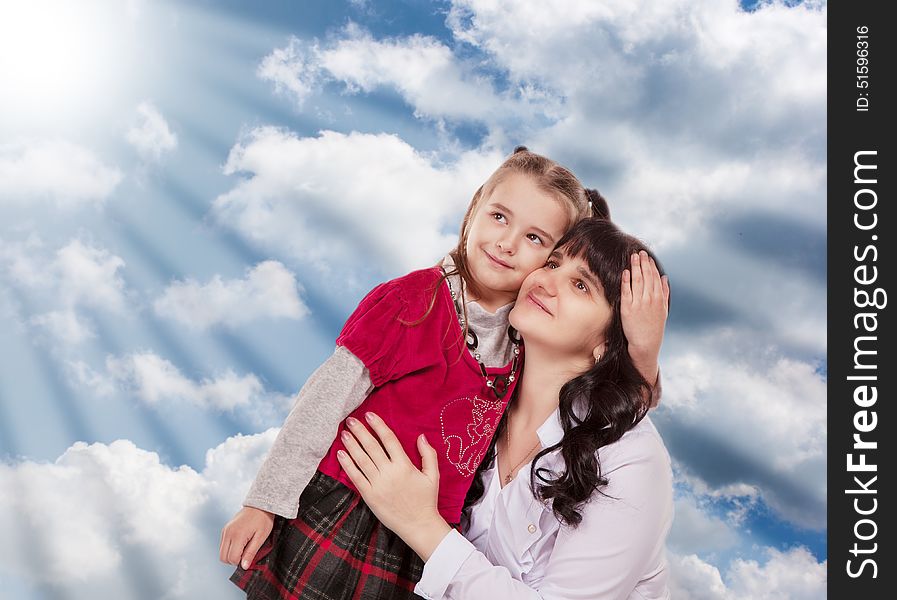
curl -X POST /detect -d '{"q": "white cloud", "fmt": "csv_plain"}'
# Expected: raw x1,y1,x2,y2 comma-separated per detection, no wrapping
668,547,827,600
0,440,206,586
213,127,502,276
1,236,128,313
53,239,129,313
259,26,510,122
0,432,279,597
30,309,95,344
0,236,130,345
105,351,284,412
154,260,308,329
257,36,322,105
70,350,294,427
0,140,122,207
443,0,825,243
126,101,178,161
318,24,507,122
660,351,826,529
668,494,739,556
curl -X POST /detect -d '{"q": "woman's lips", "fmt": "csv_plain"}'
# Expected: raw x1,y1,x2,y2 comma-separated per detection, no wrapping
526,292,552,315
484,250,512,269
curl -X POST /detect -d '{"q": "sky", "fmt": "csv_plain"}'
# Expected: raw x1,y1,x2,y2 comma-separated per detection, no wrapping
0,1,827,598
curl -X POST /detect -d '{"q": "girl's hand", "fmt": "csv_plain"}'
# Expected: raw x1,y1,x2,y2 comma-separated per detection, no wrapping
621,251,670,402
337,412,452,561
219,506,274,569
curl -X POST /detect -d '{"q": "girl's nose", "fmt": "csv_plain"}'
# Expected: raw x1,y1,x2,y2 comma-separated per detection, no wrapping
496,236,515,255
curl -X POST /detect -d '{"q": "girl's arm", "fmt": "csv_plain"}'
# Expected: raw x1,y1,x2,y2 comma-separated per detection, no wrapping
340,414,672,600
243,346,373,518
221,347,372,569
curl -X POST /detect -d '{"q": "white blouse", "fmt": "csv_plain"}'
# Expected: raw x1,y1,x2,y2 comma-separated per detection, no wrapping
414,411,673,600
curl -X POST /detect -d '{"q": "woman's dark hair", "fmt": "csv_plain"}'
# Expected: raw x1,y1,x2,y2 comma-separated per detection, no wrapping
461,218,666,528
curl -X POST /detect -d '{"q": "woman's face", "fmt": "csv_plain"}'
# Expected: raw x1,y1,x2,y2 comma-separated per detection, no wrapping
509,248,613,361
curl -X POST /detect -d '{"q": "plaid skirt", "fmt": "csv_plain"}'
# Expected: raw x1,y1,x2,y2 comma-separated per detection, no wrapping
230,471,425,600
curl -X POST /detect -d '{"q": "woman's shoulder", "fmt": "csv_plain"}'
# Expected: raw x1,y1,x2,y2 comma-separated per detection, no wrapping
598,417,671,473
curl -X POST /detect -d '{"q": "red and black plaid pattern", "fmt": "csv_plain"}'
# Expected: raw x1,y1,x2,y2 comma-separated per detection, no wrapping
231,471,424,600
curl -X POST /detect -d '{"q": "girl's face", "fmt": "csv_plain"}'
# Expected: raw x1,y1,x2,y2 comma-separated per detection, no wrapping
509,249,613,362
465,172,570,310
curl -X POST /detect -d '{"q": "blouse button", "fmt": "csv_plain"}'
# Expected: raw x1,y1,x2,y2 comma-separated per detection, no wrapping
527,523,537,534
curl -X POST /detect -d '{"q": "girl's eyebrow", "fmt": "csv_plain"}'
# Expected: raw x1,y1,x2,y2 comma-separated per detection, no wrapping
491,202,556,243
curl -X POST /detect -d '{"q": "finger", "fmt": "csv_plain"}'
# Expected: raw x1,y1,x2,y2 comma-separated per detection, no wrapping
345,417,390,465
341,428,380,481
418,434,440,481
638,251,651,300
226,533,246,566
365,412,410,464
219,531,231,564
219,527,226,562
648,257,663,299
621,269,632,305
660,275,670,312
337,449,372,495
630,253,644,301
240,529,266,570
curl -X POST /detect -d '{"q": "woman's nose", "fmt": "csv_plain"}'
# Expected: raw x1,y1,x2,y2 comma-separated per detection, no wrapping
529,268,558,295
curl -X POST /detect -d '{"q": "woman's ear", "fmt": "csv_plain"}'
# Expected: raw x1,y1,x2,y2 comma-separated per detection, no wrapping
592,342,606,364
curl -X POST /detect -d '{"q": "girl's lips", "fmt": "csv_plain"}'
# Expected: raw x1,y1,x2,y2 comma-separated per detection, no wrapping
526,292,552,315
484,250,512,269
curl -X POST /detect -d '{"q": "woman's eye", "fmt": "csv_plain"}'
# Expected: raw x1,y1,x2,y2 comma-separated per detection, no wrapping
492,212,506,223
545,260,558,269
526,233,544,245
575,280,589,293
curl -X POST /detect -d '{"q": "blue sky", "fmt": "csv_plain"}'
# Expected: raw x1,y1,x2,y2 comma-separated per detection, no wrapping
0,1,826,598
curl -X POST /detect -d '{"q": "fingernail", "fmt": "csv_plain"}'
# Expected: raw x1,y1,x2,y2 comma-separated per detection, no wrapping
338,450,347,459
346,417,357,427
365,411,375,423
341,431,351,443
242,560,249,569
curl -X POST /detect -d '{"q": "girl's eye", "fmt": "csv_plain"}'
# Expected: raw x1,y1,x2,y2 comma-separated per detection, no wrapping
575,280,589,293
491,212,507,223
526,233,544,245
545,260,559,269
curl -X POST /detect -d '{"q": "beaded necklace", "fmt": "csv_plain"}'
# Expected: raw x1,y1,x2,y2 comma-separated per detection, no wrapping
445,272,521,399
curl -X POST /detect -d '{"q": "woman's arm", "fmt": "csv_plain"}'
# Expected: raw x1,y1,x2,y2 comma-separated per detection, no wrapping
622,252,669,407
340,415,673,600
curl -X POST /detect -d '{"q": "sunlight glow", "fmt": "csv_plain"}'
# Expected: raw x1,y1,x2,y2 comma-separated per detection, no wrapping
0,1,132,120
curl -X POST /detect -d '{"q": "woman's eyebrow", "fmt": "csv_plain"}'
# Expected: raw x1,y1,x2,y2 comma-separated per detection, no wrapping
577,266,602,291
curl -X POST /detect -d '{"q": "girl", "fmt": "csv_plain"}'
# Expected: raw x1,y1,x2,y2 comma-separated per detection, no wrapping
220,149,659,599
337,218,672,598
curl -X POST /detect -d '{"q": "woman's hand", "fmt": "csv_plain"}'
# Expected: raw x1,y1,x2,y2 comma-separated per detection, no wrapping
337,412,452,561
621,251,670,404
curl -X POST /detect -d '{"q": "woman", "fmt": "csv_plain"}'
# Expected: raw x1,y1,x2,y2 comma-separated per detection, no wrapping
337,218,672,598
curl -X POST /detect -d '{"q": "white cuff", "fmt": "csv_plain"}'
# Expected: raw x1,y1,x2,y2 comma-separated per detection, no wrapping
414,529,477,600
